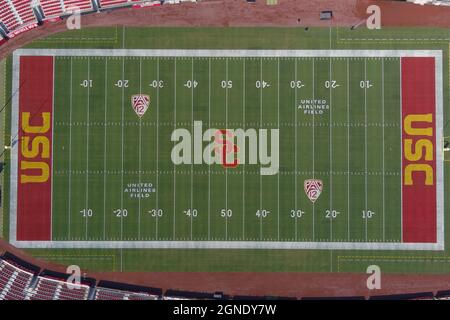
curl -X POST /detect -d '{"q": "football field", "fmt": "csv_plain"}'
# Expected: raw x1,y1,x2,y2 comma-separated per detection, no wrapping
9,48,444,251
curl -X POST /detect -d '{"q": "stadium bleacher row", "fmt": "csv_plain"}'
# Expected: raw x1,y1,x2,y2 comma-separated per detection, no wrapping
1,251,450,300
0,0,196,41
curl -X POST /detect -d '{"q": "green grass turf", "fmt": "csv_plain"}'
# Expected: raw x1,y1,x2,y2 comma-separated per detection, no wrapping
50,55,402,243
3,26,450,273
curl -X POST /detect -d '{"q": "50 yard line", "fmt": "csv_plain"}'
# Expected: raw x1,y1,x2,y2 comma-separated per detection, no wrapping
225,58,229,241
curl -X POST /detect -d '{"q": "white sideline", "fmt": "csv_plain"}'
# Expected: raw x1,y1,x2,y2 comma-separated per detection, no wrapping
9,49,444,251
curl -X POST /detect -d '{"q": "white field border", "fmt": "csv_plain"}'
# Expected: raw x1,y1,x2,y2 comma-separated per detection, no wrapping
9,49,444,251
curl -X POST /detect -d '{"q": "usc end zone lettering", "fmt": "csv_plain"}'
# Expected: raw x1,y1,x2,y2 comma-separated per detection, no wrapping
16,56,54,241
20,112,51,183
401,57,437,243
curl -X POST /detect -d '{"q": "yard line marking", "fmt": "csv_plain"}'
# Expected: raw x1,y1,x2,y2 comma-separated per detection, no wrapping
329,57,333,241
242,59,246,240
399,59,403,242
173,58,177,240
364,59,368,242
260,58,263,241
138,57,142,239
277,58,280,241
191,58,194,241
208,58,211,241
103,58,108,240
347,59,350,241
225,58,229,241
85,57,90,240
294,59,298,241
120,57,125,241
156,57,160,240
382,58,385,241
312,58,315,241
68,57,73,239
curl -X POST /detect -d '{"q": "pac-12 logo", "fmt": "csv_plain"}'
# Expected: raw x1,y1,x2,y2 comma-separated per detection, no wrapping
304,179,323,203
20,112,51,183
131,94,150,118
403,113,434,186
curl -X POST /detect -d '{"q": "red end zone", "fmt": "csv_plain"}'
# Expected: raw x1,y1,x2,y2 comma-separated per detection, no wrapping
402,57,437,243
16,56,54,241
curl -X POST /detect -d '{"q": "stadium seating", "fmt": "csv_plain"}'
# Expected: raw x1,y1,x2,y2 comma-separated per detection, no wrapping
61,0,93,12
39,0,65,18
0,259,34,300
98,0,137,9
95,287,157,300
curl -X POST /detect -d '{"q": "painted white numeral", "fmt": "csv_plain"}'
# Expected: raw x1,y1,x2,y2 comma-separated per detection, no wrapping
290,81,304,89
184,209,198,217
360,80,373,89
80,80,92,88
325,210,340,219
220,209,233,218
115,80,129,88
114,209,128,217
149,209,163,217
325,80,339,89
256,81,270,89
80,209,93,217
256,209,270,218
149,80,164,88
221,80,233,89
290,210,305,218
362,210,376,219
184,80,198,89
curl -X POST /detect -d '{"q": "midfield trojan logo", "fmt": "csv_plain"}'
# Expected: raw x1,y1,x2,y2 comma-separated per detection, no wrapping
171,121,279,176
131,94,150,118
304,179,323,203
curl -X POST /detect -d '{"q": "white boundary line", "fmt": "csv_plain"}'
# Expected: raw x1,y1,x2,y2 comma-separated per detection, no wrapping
9,49,444,251
8,240,443,250
13,49,444,58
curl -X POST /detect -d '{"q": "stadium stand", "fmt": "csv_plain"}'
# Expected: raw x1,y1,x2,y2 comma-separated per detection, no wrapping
98,0,139,9
95,280,162,300
0,0,190,45
60,0,93,12
39,0,65,18
0,251,446,300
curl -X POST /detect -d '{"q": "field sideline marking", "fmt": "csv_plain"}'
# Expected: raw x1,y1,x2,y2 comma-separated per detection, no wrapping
8,49,444,250
11,240,443,250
